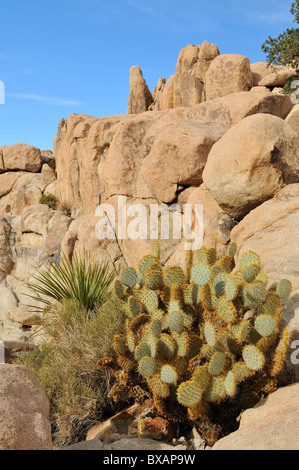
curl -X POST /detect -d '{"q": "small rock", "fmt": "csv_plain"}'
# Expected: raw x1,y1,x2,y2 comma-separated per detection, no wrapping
61,439,103,450
7,306,39,326
86,402,153,441
103,438,188,451
259,67,295,87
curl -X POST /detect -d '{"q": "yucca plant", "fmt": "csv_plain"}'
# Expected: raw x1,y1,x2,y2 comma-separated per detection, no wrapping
27,251,115,312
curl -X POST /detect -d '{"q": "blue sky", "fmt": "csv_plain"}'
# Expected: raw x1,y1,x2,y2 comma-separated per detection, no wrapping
0,0,295,150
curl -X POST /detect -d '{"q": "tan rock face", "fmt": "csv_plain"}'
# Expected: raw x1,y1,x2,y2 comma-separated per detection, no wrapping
0,364,53,450
259,67,296,87
0,143,42,173
205,54,253,101
0,172,24,199
286,104,299,134
55,92,293,217
0,283,17,323
41,163,56,192
55,113,128,216
138,121,226,202
41,149,55,170
127,66,153,114
62,215,126,274
185,91,292,126
152,41,220,111
203,113,299,219
0,173,42,216
166,184,224,267
250,86,270,94
6,306,39,326
212,384,299,450
250,61,275,86
0,218,14,276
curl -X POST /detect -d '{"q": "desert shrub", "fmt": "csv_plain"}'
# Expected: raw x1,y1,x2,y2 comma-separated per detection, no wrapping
100,240,291,446
39,193,58,210
262,2,299,72
16,297,125,447
27,251,115,312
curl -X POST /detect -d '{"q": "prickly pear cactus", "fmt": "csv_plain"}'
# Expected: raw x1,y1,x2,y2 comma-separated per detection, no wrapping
101,240,291,445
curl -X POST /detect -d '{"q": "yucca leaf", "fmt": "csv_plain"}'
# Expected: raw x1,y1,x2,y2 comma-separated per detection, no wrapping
26,250,115,312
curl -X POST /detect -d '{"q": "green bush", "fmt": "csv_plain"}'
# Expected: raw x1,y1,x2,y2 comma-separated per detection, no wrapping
103,241,291,446
27,251,115,312
39,193,59,210
16,297,125,448
262,2,299,84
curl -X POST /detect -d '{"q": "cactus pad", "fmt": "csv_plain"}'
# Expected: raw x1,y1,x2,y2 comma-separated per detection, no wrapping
135,342,151,361
114,279,125,299
138,356,155,377
167,311,184,333
140,288,159,313
144,270,164,290
121,267,138,288
242,264,260,283
224,371,236,397
276,279,292,300
193,366,211,392
217,297,237,323
204,376,226,403
239,251,261,269
208,352,226,376
139,255,159,276
128,296,141,317
177,380,202,407
164,266,185,287
150,319,162,338
204,322,217,346
158,334,176,360
243,345,265,371
161,364,178,384
149,375,169,398
224,276,238,301
191,263,211,286
254,314,276,337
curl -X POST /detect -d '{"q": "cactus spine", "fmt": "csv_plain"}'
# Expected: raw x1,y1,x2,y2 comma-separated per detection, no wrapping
102,240,291,446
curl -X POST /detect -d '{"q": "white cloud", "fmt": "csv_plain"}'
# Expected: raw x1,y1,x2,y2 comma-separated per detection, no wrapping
7,92,83,106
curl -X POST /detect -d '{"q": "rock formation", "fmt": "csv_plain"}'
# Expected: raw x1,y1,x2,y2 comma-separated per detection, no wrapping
212,383,299,450
0,41,298,451
205,53,253,100
0,364,53,450
127,65,153,114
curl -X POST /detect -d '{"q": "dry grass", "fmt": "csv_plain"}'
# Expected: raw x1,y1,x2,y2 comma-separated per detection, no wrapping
16,297,125,447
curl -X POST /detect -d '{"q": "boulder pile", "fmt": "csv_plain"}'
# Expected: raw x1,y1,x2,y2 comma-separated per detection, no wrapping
0,41,298,450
